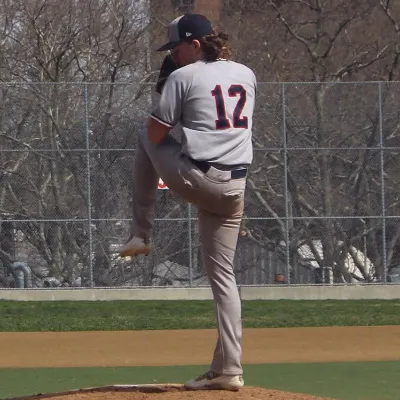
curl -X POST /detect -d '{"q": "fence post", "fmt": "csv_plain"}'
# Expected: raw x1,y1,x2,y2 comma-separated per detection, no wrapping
84,83,94,288
378,82,387,283
282,82,291,284
188,202,193,287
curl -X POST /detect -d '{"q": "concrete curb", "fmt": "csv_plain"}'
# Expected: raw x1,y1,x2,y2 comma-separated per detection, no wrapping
0,284,399,301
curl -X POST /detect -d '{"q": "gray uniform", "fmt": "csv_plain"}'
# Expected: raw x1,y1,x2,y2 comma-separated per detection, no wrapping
151,60,255,165
131,59,256,376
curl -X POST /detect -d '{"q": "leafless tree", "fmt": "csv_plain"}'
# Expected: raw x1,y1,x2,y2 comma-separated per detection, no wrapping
219,1,400,282
2,0,400,286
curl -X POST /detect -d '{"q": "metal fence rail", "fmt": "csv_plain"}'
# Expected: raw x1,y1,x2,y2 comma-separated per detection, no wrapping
1,81,400,288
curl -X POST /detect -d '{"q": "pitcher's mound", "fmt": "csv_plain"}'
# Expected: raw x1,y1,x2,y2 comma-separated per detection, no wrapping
7,384,337,400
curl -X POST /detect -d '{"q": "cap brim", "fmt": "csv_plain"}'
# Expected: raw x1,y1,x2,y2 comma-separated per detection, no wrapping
156,41,181,51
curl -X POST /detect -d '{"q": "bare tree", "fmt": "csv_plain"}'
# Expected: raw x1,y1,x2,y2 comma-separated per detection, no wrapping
218,1,400,282
2,0,400,287
0,0,154,286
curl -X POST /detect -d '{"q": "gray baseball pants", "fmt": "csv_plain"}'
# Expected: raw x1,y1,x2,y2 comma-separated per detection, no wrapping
130,127,246,376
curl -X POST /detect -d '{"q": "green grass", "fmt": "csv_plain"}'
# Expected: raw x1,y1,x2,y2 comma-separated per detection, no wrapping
0,300,399,399
0,361,399,400
0,299,400,332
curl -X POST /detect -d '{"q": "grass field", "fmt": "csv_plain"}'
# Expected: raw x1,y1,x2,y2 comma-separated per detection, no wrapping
1,361,400,400
1,299,400,331
0,299,399,400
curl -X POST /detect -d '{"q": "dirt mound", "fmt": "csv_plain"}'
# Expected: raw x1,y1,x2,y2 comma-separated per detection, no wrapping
6,384,337,400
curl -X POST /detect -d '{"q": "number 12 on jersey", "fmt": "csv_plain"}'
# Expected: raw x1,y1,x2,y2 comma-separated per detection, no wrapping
211,84,248,130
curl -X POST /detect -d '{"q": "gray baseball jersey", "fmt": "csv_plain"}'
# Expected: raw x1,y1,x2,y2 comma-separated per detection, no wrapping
151,59,257,165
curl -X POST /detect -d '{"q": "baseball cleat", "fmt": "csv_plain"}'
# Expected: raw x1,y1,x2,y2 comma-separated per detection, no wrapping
184,371,244,391
116,236,151,257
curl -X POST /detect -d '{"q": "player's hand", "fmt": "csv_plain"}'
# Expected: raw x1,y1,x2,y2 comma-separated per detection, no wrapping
155,53,180,94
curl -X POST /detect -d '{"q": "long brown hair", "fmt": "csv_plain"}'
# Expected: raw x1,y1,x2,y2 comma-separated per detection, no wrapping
198,32,232,61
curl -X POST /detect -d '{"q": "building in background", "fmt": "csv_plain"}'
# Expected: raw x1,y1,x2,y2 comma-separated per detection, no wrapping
166,0,223,21
150,0,223,52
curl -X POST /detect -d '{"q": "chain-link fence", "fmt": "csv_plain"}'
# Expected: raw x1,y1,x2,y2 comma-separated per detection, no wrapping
1,81,400,289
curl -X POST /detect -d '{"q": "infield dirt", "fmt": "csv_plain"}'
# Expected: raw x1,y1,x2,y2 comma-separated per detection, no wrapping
2,325,400,400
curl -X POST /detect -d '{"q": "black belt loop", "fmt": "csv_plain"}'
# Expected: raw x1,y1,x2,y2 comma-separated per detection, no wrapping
189,158,210,174
188,157,247,179
231,169,247,179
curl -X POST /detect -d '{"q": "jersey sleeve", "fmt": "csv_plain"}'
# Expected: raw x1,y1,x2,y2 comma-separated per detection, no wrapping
150,69,187,128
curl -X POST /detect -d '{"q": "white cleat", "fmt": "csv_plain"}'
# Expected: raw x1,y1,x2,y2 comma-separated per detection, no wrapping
116,236,151,258
184,371,244,391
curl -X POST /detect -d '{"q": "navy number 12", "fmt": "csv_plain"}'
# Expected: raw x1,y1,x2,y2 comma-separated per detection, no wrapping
211,85,248,130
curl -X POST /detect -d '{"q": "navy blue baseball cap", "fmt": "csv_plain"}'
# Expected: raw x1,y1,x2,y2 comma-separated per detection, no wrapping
157,14,215,52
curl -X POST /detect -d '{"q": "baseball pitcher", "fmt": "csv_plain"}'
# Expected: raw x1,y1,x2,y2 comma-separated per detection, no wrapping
116,13,257,391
